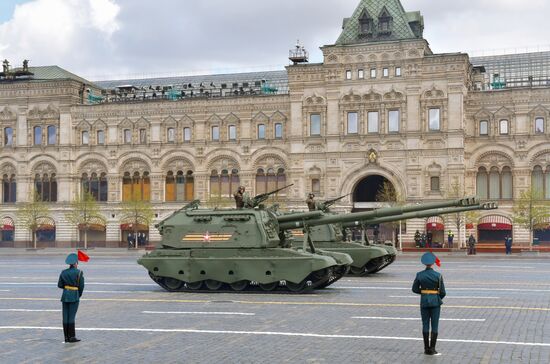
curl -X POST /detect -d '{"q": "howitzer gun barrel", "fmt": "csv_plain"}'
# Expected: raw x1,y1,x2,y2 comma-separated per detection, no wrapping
343,202,498,227
276,211,324,223
277,197,479,230
247,184,294,208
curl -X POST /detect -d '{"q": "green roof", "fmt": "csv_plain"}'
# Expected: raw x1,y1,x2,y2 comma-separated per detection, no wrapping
12,65,96,86
336,0,423,45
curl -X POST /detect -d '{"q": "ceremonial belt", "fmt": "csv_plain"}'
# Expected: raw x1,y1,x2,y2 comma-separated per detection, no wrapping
64,285,79,291
421,290,439,294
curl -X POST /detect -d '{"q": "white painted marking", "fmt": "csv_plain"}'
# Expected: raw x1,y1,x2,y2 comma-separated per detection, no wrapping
351,316,486,322
142,311,255,316
0,309,60,312
1,326,548,347
0,282,156,286
341,286,550,293
86,290,156,294
388,295,500,299
0,290,10,292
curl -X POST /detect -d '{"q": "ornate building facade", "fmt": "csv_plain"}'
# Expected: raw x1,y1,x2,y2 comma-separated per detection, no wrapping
0,0,549,247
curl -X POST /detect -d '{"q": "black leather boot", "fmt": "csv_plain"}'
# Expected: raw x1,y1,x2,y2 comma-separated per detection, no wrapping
430,332,440,355
423,332,432,355
63,324,69,343
68,323,81,343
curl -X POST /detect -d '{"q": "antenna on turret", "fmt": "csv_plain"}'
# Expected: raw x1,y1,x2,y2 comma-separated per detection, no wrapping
289,39,309,65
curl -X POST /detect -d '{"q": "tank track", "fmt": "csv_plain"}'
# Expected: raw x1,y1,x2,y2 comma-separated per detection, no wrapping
148,265,347,294
346,254,397,276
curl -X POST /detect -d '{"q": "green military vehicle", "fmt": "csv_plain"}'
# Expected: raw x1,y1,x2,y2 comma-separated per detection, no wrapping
283,198,498,276
138,187,353,293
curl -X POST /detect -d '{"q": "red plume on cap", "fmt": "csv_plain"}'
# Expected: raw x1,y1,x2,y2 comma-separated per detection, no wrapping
77,250,90,262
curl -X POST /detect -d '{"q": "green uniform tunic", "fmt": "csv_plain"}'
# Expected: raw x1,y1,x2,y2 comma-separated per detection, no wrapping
57,266,85,324
412,267,446,333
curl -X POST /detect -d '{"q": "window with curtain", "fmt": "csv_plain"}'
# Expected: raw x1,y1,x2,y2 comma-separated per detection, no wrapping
501,167,512,199
479,120,488,135
535,118,544,134
347,112,358,134
2,174,16,203
489,167,500,199
367,111,379,133
183,127,191,142
429,108,440,131
97,130,105,145
274,123,283,139
388,110,399,132
499,119,509,135
4,127,13,146
82,131,89,145
210,170,220,197
476,167,488,199
166,170,194,201
47,125,56,145
310,114,321,136
122,171,150,201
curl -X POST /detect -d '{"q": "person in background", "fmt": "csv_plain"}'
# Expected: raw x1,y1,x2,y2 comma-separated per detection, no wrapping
414,230,421,248
468,234,476,255
505,235,513,255
447,230,454,249
306,193,316,211
412,252,446,356
58,253,85,343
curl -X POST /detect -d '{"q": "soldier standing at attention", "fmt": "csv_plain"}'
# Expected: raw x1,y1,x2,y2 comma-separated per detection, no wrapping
412,252,446,356
58,253,85,343
306,193,316,211
234,186,245,209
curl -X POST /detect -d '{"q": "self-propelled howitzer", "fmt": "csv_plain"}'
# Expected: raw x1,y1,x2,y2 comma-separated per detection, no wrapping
137,204,352,293
279,197,482,276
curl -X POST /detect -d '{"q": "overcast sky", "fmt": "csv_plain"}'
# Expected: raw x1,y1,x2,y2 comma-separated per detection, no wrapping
1,0,550,81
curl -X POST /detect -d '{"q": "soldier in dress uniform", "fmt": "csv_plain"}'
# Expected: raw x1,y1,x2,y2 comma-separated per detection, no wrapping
306,193,316,211
412,252,446,356
233,186,246,209
57,253,85,343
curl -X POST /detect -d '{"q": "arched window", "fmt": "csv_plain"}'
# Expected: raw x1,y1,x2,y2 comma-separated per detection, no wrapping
165,170,195,202
255,169,266,195
267,168,277,191
2,174,16,203
546,167,550,200
489,167,500,199
209,169,238,198
501,167,513,199
81,172,108,202
97,130,105,145
35,173,57,202
476,167,488,199
82,131,89,145
312,178,321,193
479,120,488,136
122,171,150,202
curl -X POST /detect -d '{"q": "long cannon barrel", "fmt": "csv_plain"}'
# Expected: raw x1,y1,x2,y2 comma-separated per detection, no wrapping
246,184,294,208
342,202,498,227
277,197,479,230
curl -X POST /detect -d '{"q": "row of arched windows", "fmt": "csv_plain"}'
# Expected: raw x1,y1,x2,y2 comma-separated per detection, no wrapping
476,166,550,200
531,166,550,199
81,173,108,202
165,171,194,201
35,173,58,202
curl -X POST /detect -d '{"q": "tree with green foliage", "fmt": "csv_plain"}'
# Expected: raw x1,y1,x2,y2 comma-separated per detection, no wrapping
65,192,106,249
119,200,155,248
16,192,51,249
375,181,405,248
512,187,550,248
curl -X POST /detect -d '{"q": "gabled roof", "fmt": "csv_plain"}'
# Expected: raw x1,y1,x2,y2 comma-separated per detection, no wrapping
336,0,422,45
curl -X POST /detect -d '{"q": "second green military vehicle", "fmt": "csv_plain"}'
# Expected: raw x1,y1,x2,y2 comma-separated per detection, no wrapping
284,198,497,276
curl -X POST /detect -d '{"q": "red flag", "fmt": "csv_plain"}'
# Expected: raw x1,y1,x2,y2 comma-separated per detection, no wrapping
77,250,90,262
435,256,441,267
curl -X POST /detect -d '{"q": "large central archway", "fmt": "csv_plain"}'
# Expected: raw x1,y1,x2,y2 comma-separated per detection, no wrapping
352,175,397,243
353,175,395,203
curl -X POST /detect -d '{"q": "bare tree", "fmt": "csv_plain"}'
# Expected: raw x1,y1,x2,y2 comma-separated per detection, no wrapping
512,187,550,248
65,192,106,249
16,192,51,249
119,200,155,248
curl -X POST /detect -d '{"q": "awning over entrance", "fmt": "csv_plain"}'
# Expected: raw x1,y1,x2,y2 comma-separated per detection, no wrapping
426,216,444,231
120,223,148,231
78,216,107,231
36,217,55,231
1,217,14,231
478,215,512,231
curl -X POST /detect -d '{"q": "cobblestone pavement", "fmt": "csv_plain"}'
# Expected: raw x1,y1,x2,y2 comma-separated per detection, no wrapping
1,252,550,363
